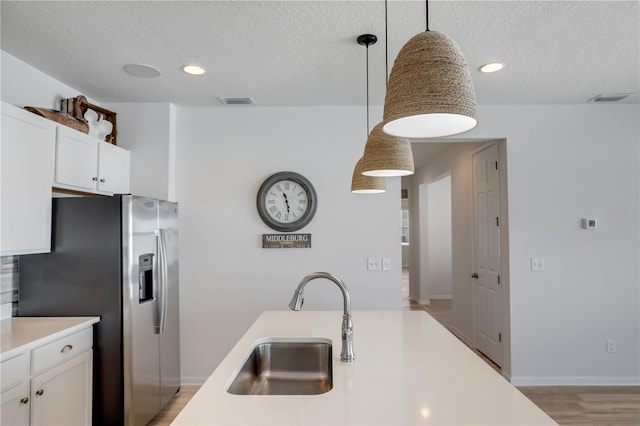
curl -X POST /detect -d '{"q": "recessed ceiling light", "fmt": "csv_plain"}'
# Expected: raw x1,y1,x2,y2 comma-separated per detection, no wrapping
182,65,206,75
588,93,632,103
123,64,161,78
219,97,255,105
478,62,505,73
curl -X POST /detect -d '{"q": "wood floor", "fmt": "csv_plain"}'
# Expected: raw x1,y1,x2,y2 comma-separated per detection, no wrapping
148,271,640,425
147,385,199,426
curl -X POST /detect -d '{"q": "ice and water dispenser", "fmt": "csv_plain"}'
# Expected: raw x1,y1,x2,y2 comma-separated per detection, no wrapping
139,253,154,303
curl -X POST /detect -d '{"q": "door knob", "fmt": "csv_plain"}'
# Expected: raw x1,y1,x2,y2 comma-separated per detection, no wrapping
35,389,44,396
471,273,479,279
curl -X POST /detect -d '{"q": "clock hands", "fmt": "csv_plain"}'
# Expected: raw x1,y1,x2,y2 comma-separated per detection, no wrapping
282,192,290,213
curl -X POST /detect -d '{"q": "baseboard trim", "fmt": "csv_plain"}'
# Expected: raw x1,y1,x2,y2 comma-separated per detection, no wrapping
510,376,640,386
430,295,452,300
408,295,431,305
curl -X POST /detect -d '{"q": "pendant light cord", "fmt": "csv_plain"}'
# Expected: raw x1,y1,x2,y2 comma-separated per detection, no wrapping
365,42,370,136
358,33,376,136
385,0,389,86
425,0,430,31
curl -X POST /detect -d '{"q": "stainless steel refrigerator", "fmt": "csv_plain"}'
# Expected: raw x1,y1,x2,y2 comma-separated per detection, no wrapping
19,195,180,426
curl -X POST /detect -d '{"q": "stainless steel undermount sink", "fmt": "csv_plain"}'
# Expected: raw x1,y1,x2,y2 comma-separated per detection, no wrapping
226,338,333,395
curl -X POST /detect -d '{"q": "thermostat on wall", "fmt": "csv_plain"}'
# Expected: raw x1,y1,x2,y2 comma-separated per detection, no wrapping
581,218,597,229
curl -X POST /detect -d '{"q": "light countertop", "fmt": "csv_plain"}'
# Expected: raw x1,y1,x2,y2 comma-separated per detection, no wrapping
1,316,100,360
172,310,556,425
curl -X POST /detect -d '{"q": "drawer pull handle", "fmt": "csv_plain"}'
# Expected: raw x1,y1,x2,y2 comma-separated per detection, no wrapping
20,397,29,404
35,389,44,396
61,344,73,353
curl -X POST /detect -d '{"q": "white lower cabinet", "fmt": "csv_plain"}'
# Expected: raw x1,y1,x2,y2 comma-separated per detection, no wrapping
0,327,93,426
0,382,30,425
55,125,130,195
30,351,92,426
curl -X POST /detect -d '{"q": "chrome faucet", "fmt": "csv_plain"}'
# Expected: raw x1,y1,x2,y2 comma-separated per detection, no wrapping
289,272,355,362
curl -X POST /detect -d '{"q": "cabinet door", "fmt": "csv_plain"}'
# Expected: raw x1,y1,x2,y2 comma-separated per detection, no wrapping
97,141,130,194
0,382,31,426
30,350,92,426
54,126,98,192
1,103,55,255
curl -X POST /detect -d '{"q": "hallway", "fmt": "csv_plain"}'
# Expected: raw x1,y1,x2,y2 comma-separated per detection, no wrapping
401,268,499,372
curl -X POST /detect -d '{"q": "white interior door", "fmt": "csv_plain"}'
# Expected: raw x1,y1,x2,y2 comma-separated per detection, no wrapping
472,144,503,366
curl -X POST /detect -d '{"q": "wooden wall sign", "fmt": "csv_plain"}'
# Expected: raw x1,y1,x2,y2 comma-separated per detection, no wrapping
262,234,311,248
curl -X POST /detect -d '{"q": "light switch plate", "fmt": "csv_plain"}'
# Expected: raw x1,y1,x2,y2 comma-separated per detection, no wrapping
531,257,545,271
367,257,381,271
382,258,391,271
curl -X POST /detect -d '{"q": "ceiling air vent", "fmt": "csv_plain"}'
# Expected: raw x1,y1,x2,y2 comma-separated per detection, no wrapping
588,93,631,103
219,97,255,105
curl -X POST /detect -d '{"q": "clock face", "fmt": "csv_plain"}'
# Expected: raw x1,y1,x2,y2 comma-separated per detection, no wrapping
264,179,309,224
257,172,317,232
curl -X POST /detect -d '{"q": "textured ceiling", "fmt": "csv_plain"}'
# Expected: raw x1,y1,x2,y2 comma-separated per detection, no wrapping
2,0,638,108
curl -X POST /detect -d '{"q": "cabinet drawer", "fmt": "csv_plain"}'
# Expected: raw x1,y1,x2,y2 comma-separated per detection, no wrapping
32,327,93,374
0,353,28,392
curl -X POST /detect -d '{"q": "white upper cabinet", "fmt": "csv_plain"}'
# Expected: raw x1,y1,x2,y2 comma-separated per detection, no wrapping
54,125,130,195
97,140,130,194
1,103,55,255
1,102,130,255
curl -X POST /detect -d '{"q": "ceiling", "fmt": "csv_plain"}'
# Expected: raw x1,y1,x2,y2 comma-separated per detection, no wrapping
1,1,638,169
2,0,638,109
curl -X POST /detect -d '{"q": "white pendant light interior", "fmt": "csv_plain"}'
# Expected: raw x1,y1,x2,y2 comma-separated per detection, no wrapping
383,112,477,139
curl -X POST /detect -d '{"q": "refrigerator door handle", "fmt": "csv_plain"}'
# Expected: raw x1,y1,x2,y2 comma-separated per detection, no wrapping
158,228,169,334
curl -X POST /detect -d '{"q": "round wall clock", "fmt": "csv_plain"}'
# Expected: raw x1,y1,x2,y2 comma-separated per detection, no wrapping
256,171,317,232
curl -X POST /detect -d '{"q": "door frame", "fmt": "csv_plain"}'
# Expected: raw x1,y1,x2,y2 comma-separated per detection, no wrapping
470,140,511,380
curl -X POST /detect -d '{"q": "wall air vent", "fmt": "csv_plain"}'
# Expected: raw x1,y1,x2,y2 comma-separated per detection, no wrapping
219,97,255,105
588,93,631,103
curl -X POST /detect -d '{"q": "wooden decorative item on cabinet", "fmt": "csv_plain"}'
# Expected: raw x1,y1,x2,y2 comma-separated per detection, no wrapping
61,95,118,145
23,106,89,134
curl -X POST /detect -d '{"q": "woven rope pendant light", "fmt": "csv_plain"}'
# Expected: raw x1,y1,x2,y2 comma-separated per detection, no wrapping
382,1,477,138
351,157,386,193
361,122,414,177
351,34,387,194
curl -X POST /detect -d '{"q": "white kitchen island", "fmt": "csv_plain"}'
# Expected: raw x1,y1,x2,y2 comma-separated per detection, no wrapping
173,311,556,425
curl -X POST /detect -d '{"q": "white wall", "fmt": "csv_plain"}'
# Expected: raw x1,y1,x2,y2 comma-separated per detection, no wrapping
415,174,455,303
103,102,177,201
425,174,453,299
175,106,402,382
410,103,639,385
466,105,639,385
1,51,98,110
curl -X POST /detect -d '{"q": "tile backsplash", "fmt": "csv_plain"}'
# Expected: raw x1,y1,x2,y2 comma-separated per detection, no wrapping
1,256,19,318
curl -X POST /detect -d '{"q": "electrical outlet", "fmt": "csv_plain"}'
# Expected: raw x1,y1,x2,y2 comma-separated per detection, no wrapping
530,257,545,271
367,257,381,271
382,258,391,271
606,339,616,353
